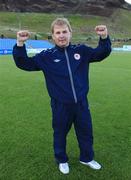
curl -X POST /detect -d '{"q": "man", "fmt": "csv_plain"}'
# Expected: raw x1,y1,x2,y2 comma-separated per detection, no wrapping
13,18,111,174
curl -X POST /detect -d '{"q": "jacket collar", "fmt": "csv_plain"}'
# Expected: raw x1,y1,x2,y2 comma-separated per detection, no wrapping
55,43,71,51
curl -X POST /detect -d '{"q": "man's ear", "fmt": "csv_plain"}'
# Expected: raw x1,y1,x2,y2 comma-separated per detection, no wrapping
52,34,54,40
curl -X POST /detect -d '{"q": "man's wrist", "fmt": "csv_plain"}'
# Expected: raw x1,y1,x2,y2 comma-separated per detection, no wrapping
17,40,24,47
100,35,108,39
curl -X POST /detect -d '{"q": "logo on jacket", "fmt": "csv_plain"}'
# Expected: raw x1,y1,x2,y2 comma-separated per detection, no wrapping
54,59,61,63
74,53,80,60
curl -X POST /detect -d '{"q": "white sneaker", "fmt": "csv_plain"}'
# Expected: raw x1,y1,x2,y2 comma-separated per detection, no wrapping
80,160,101,170
59,162,69,174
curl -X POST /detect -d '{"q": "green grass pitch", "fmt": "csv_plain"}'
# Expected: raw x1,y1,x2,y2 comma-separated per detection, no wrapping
0,52,131,180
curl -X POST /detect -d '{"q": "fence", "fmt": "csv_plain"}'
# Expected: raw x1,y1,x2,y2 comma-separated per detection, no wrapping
0,38,54,55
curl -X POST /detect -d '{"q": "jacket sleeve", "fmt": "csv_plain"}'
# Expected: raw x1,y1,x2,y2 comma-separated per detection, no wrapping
83,36,112,63
12,44,42,71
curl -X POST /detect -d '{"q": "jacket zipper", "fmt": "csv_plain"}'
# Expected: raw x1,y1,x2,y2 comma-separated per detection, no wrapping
64,48,77,103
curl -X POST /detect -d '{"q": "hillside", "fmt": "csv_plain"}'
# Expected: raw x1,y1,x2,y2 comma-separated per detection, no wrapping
0,0,131,17
0,9,131,47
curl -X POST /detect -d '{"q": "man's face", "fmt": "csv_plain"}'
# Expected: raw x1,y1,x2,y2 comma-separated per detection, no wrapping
52,25,72,48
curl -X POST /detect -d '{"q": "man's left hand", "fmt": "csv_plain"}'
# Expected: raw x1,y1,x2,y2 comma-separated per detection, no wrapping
95,25,108,39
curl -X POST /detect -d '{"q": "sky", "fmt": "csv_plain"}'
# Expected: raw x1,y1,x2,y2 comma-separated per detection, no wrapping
124,0,131,5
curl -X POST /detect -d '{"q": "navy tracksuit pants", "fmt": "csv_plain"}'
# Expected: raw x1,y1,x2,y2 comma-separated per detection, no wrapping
51,98,94,163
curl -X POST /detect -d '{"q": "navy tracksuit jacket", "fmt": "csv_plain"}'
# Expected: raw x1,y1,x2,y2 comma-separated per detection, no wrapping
13,36,111,163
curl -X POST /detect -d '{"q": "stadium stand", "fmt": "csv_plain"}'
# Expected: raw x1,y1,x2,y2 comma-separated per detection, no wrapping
0,38,54,55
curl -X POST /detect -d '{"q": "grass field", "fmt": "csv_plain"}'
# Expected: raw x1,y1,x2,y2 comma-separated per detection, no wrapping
0,52,131,180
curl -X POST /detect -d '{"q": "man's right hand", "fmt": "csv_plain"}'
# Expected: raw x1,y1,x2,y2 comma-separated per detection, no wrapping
17,30,30,47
